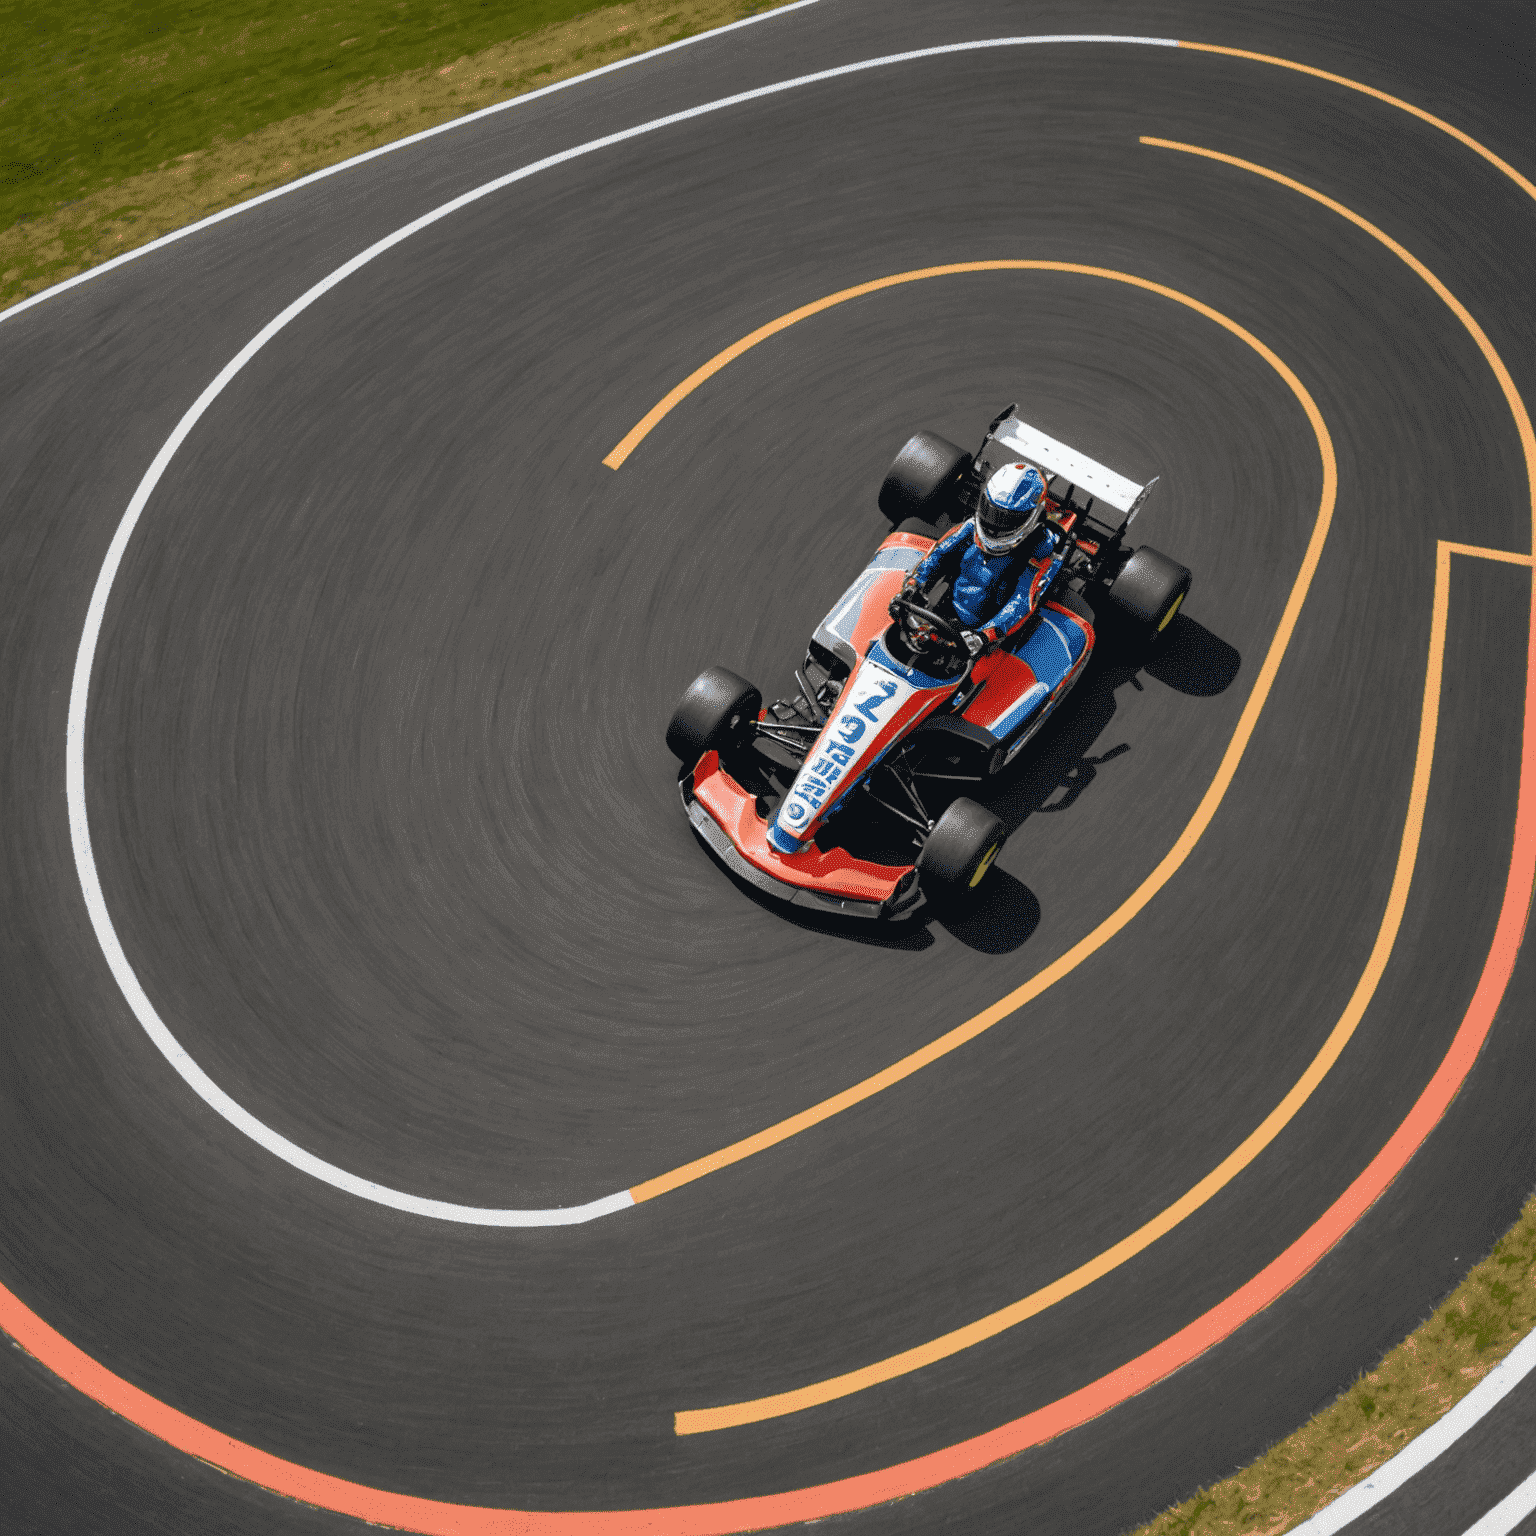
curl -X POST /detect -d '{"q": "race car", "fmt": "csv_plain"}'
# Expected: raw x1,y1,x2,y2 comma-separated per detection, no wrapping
666,405,1191,920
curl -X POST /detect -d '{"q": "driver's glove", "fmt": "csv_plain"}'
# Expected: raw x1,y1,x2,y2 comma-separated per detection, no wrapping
961,630,986,658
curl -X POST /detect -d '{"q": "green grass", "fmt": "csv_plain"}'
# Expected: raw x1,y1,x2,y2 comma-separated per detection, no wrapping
0,0,630,231
1134,1190,1536,1534
0,0,787,309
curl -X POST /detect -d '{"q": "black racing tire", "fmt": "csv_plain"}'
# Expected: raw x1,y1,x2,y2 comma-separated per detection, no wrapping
878,431,971,524
916,797,1005,895
1105,546,1191,633
666,667,761,763
893,516,941,539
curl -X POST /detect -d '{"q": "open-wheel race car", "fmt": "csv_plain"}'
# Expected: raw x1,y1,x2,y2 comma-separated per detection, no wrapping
666,405,1191,920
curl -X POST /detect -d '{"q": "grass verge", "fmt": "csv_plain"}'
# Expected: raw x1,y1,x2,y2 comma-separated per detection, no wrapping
1,0,792,313
1133,1189,1536,1535
2,0,634,224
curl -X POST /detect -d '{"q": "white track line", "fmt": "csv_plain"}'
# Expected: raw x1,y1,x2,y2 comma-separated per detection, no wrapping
1290,1326,1536,1533
0,0,824,328
66,34,1177,1225
1464,1460,1536,1536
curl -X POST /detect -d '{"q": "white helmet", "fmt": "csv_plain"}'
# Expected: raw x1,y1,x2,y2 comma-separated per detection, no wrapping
975,462,1047,554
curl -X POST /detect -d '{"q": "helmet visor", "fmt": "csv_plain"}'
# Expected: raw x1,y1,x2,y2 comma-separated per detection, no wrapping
975,463,1045,553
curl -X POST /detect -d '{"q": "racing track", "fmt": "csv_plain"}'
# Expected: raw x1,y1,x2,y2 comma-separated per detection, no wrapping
1,2,1535,1531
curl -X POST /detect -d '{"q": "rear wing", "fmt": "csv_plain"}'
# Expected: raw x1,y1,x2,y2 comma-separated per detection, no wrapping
991,414,1157,530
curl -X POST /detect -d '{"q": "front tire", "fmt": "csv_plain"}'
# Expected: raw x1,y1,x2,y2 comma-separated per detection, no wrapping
666,667,761,763
1105,546,1191,633
917,797,1005,897
879,431,971,524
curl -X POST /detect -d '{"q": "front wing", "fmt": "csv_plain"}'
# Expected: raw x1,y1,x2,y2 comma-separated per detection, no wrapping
682,753,925,920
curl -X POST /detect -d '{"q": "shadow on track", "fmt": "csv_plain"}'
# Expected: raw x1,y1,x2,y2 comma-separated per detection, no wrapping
938,869,1041,953
696,610,1240,952
980,610,1241,836
936,610,1240,952
1146,612,1245,697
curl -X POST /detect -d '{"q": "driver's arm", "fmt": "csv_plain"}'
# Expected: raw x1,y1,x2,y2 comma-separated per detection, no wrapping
908,519,972,591
979,530,1064,645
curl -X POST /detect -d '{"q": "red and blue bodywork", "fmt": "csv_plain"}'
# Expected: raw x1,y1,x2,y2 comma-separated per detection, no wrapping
683,522,1093,919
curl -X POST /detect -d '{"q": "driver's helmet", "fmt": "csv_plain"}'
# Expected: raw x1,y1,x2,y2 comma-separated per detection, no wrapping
975,462,1047,555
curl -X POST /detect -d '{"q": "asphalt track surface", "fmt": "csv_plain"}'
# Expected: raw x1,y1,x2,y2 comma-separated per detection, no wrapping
2,1,1535,1531
1350,1358,1536,1536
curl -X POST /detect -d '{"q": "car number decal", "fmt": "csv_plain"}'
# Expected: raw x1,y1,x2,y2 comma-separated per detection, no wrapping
780,675,902,832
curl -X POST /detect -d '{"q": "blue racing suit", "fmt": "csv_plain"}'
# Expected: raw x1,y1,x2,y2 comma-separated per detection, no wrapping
911,519,1064,647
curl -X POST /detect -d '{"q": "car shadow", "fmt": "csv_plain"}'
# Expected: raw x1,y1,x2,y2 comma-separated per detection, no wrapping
929,609,1241,954
1145,612,1243,697
981,609,1242,841
935,869,1041,953
698,608,1240,954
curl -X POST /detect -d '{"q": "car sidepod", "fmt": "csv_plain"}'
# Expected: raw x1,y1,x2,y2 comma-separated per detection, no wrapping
962,600,1093,762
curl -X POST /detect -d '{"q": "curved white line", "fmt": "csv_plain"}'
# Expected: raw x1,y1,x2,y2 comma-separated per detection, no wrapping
67,33,1180,1224
1291,1324,1536,1533
1464,1459,1536,1536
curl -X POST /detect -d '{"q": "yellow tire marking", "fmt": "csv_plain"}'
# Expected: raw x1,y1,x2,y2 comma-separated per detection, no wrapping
673,146,1536,1434
968,844,999,889
1158,588,1186,631
627,263,1335,1206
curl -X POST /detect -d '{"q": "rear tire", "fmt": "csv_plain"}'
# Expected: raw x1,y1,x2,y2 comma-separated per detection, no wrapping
879,432,971,524
666,668,761,763
1051,584,1097,628
917,797,1005,897
1105,546,1191,633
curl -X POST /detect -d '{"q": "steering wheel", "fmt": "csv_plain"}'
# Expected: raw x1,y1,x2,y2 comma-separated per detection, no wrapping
888,590,965,649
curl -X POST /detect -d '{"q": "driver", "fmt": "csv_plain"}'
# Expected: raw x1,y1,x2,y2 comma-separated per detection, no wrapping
902,462,1062,657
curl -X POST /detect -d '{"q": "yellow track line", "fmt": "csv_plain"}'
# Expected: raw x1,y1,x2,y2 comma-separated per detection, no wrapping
1175,42,1536,206
675,540,1515,1433
604,271,958,469
1442,543,1534,567
626,262,1336,1205
675,143,1536,1433
1141,138,1536,479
